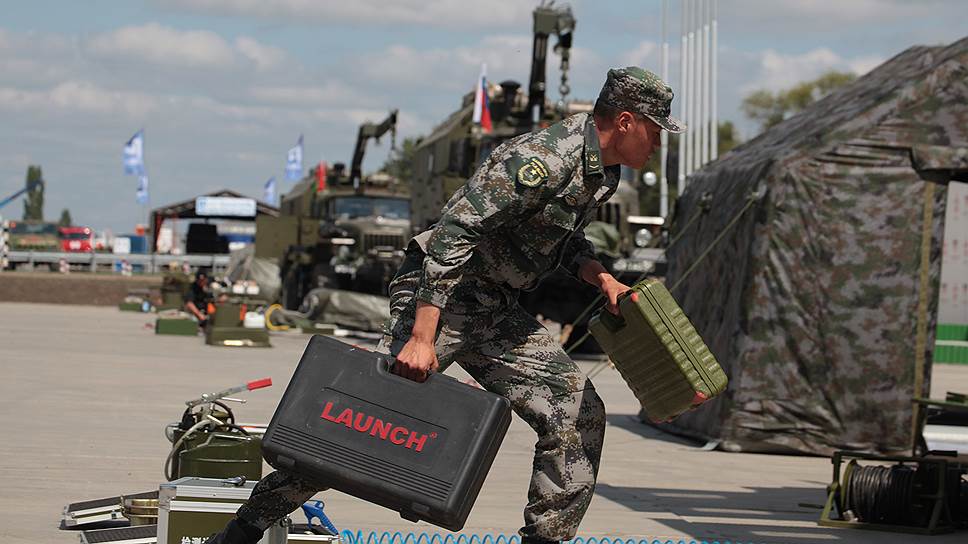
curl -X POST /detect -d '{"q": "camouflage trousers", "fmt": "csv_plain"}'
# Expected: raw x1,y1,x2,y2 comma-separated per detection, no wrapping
238,248,606,542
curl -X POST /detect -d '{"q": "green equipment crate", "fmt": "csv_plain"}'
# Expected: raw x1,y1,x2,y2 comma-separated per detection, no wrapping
935,323,968,364
590,278,728,422
205,326,270,347
156,317,199,336
118,301,144,312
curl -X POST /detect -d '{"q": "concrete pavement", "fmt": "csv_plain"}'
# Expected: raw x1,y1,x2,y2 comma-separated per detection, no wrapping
1,302,966,544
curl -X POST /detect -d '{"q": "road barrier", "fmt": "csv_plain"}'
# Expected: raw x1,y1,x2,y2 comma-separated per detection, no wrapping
4,250,230,274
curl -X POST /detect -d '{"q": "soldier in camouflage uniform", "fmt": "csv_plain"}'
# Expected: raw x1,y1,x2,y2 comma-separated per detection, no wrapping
204,67,683,544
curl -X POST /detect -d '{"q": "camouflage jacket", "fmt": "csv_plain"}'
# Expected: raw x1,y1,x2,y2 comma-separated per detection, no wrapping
415,113,621,308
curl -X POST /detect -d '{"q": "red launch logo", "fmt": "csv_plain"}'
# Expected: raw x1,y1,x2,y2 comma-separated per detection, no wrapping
320,401,437,452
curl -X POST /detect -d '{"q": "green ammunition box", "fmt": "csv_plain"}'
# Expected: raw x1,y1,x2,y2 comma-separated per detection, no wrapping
156,317,199,336
205,326,270,348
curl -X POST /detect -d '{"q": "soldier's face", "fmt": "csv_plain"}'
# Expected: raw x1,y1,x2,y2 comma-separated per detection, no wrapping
617,115,661,169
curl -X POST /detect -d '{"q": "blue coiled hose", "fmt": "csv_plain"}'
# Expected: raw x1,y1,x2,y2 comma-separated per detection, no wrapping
337,531,748,544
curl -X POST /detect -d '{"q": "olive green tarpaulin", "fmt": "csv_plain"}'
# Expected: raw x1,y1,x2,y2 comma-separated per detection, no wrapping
661,37,968,455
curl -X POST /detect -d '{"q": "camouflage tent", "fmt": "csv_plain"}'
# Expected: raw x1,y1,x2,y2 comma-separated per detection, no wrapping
662,37,968,455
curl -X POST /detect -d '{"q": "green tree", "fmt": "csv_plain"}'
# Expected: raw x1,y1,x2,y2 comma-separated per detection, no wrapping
741,70,856,132
58,208,73,227
381,137,418,187
22,165,44,221
717,120,739,156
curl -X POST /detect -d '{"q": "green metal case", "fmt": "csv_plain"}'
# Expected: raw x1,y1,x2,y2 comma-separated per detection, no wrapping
589,278,727,423
156,317,198,336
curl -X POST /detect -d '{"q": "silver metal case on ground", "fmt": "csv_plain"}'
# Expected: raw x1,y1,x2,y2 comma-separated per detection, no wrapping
157,477,286,544
64,490,157,527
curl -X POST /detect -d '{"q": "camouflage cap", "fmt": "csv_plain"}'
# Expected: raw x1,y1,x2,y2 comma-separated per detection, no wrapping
598,66,685,133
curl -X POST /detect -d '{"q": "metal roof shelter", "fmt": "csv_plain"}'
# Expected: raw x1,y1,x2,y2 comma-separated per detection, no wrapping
149,189,279,252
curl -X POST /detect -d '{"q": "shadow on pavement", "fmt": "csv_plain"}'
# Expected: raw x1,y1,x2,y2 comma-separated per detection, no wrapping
592,482,967,544
606,413,707,448
595,482,837,543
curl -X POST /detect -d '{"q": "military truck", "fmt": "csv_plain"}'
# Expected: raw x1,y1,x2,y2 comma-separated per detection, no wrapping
7,220,59,251
255,110,410,309
409,3,656,346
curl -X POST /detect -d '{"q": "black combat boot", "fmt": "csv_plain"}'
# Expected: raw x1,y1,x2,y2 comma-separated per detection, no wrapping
202,517,264,544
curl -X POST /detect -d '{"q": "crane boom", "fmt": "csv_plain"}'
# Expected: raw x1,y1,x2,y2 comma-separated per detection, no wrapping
350,109,398,189
0,179,42,210
527,2,575,127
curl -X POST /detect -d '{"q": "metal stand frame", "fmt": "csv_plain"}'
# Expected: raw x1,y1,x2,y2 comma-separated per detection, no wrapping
819,450,961,534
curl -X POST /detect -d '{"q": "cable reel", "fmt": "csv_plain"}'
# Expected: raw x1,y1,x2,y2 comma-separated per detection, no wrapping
821,451,968,534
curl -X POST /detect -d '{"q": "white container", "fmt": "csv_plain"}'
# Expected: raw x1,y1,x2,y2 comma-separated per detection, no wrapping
243,312,266,329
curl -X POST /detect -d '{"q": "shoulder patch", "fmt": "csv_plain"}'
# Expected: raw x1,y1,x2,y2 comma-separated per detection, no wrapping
516,157,551,187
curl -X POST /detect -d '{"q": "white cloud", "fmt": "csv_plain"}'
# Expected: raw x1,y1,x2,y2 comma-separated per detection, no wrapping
620,41,658,68
733,0,945,24
0,81,158,117
744,47,882,93
357,35,535,93
87,23,236,67
234,37,287,71
847,55,886,76
158,0,533,28
752,48,841,91
250,83,365,107
86,24,286,72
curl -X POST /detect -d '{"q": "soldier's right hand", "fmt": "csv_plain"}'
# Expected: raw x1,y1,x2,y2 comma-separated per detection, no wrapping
393,337,439,383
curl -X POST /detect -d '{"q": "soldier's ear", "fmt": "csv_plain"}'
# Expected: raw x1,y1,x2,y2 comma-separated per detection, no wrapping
616,112,635,134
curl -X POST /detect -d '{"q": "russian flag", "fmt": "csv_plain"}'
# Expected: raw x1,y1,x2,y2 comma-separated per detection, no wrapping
472,63,493,134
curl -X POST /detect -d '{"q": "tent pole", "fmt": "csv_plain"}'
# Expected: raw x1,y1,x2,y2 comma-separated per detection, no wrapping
911,181,936,451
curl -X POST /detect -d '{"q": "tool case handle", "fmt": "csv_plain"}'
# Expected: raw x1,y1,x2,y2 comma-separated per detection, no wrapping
594,290,639,332
377,355,445,386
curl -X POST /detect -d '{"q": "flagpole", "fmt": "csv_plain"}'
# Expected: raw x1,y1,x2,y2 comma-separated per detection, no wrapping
660,0,669,218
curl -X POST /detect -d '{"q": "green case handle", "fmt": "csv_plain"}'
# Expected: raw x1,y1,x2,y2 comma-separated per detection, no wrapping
593,290,636,332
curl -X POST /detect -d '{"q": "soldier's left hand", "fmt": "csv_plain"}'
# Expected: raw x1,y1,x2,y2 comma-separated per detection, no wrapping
600,276,632,315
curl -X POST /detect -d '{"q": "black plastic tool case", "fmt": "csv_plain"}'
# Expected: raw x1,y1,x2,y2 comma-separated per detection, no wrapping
262,335,512,531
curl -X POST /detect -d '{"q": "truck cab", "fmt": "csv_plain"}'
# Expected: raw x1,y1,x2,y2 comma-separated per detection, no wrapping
59,226,94,252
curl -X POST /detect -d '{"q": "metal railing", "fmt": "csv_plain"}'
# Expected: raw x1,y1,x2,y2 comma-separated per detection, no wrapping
4,250,231,274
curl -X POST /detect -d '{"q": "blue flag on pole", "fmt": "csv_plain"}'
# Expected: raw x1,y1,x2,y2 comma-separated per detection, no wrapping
285,134,303,181
136,175,149,205
124,130,145,175
263,176,277,206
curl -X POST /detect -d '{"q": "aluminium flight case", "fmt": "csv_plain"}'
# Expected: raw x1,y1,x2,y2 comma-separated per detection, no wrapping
158,477,286,544
589,278,728,423
262,335,512,531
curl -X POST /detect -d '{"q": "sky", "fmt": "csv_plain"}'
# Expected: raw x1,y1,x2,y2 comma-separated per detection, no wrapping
0,0,965,233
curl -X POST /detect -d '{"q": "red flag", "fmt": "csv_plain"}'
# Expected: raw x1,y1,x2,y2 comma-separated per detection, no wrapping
316,161,327,193
472,64,493,134
480,80,493,134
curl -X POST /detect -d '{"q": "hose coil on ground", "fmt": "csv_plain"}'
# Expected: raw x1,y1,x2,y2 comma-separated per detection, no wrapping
338,532,743,544
844,463,916,524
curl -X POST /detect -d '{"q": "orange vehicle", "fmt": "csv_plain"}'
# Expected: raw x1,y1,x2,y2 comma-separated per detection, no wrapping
59,226,94,252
